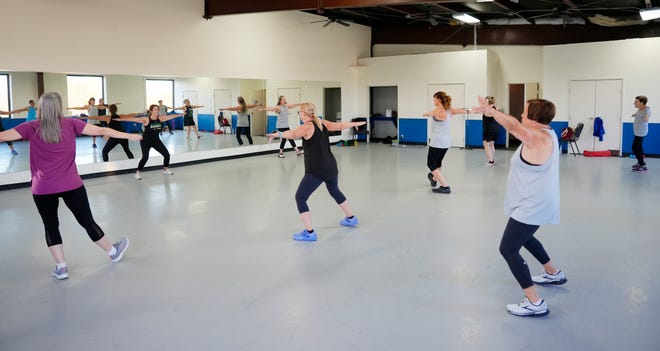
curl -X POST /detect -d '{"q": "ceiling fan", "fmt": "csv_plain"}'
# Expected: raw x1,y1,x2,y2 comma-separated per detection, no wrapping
311,16,351,27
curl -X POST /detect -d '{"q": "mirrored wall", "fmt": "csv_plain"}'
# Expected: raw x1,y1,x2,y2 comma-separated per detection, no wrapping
0,71,341,179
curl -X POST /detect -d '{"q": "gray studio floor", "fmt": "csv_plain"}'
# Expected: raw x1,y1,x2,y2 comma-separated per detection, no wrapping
0,143,658,351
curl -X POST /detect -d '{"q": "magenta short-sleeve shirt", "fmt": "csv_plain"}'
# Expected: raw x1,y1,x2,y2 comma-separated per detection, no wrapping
15,118,87,195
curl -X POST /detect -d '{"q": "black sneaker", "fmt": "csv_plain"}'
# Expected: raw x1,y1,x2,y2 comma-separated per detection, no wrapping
432,186,451,194
427,172,437,187
634,166,648,173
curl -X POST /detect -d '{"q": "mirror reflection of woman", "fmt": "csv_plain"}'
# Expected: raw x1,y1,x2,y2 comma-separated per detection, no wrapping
266,102,365,242
259,95,302,158
8,99,38,122
68,97,112,148
0,92,141,279
171,99,203,140
83,104,140,162
0,109,19,155
117,105,183,180
221,96,261,146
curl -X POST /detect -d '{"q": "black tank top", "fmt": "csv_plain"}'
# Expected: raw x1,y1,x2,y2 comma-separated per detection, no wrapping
143,117,163,139
303,121,338,178
107,114,125,132
185,106,193,118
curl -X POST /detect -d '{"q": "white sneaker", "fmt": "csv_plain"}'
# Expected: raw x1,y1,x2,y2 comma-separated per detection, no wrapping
506,298,549,317
163,169,174,175
532,270,567,285
134,172,142,180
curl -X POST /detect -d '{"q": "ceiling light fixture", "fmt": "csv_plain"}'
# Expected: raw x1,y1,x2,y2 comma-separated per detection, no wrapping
639,8,660,21
452,13,480,24
476,0,494,2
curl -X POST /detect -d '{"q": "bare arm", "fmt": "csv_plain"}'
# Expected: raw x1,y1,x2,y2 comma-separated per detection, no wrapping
220,106,240,112
82,124,142,141
0,110,12,115
474,96,548,148
322,119,366,132
159,113,184,122
114,116,149,125
9,106,29,114
257,106,281,113
0,129,22,142
247,103,263,109
423,107,447,121
85,115,111,122
189,105,204,109
286,103,301,109
449,107,471,115
266,122,314,142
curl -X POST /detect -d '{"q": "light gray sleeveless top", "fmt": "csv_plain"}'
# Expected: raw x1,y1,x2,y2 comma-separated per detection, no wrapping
87,105,99,124
236,110,249,127
633,106,650,137
429,110,451,148
504,128,560,225
276,105,289,128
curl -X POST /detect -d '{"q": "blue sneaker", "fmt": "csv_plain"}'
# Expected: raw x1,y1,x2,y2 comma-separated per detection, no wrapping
109,236,129,262
293,229,317,242
339,216,359,227
51,266,69,280
11,149,18,155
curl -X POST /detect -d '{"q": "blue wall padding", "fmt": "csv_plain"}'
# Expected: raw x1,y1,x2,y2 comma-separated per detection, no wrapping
267,115,277,133
197,113,214,131
2,118,25,129
622,122,660,155
549,121,569,153
465,120,507,147
398,118,427,143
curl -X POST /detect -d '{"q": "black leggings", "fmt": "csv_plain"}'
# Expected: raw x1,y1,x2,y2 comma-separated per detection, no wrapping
137,137,170,171
32,186,105,247
277,127,297,150
102,138,134,162
499,217,551,289
632,136,645,166
295,174,347,213
236,126,253,145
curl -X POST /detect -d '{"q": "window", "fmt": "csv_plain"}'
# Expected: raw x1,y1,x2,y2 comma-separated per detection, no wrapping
145,79,174,110
66,75,104,114
0,74,9,113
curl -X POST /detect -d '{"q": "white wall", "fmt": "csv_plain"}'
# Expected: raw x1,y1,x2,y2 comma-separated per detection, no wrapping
372,45,543,114
1,0,371,121
357,50,490,118
543,37,660,122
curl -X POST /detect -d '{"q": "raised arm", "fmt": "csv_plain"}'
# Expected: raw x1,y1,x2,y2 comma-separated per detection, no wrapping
266,122,315,142
8,106,29,114
449,107,472,115
67,105,91,111
82,124,142,141
113,116,149,125
219,106,240,112
189,105,204,109
474,96,543,146
85,115,112,123
0,110,12,115
246,103,262,109
322,119,366,132
286,103,301,109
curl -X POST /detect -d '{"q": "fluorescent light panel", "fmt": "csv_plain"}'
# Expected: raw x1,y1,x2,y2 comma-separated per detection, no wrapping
640,8,660,21
476,0,494,2
452,13,480,24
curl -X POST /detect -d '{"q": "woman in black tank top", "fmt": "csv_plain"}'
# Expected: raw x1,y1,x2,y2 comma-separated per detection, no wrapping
171,99,204,140
266,102,366,242
116,104,183,180
97,104,139,162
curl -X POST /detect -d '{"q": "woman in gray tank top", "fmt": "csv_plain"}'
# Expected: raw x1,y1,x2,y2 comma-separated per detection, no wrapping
475,96,567,318
67,97,102,148
260,95,302,158
220,96,261,146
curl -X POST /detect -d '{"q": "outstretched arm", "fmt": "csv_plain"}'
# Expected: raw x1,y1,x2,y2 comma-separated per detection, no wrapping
286,103,301,109
449,107,471,115
67,105,91,111
473,95,542,146
257,106,281,113
8,106,29,114
159,113,184,122
0,128,22,142
219,106,240,112
113,116,149,125
1,110,12,115
85,115,111,123
82,124,143,141
322,119,366,132
247,103,262,109
423,107,447,121
266,122,314,142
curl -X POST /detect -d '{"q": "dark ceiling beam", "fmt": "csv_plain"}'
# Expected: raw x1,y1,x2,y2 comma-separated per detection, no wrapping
427,3,456,13
205,0,459,16
492,1,528,21
372,23,660,46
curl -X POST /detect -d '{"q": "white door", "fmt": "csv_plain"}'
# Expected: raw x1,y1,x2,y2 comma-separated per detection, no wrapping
569,80,622,153
594,80,622,151
213,89,232,129
427,84,465,147
277,88,301,126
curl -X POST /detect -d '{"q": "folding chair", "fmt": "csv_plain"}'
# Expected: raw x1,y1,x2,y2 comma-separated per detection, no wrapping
567,122,584,156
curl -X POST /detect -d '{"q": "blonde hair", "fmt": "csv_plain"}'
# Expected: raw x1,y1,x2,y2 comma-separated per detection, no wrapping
38,92,64,144
300,102,322,129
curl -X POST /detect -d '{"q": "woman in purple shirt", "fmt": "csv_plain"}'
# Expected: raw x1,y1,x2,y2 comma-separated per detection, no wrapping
0,92,142,280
